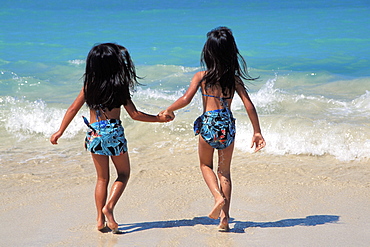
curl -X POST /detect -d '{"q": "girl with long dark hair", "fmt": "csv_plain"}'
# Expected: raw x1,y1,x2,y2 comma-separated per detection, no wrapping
161,27,265,231
51,43,172,233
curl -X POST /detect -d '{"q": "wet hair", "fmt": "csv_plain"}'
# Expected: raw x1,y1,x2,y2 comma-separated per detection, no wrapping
200,26,257,96
83,43,140,111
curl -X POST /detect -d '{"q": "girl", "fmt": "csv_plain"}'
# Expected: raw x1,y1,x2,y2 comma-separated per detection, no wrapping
50,43,172,234
161,27,266,231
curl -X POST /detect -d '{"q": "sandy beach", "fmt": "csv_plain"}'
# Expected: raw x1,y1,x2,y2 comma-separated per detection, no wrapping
1,140,369,247
1,0,370,246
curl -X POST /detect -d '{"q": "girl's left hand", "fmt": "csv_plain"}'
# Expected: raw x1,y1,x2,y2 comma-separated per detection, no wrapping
159,110,175,120
251,133,266,152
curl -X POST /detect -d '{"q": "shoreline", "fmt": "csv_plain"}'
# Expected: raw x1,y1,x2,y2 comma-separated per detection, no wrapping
1,151,369,246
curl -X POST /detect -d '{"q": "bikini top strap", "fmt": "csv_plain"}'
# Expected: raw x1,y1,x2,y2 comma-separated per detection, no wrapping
202,94,231,108
202,94,231,100
95,105,109,121
202,94,217,98
100,107,109,119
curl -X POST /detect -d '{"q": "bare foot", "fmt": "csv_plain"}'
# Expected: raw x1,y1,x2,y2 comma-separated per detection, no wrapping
97,222,110,233
218,224,230,232
97,216,106,231
208,197,225,219
102,206,122,234
218,216,230,232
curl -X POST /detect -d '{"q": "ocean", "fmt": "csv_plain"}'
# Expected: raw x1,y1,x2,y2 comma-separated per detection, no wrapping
1,0,369,182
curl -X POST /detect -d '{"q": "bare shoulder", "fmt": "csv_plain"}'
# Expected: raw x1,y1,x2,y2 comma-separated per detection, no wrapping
188,71,205,88
235,80,252,101
193,71,205,80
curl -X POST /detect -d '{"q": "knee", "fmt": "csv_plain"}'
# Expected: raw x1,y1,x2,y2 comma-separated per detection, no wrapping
96,176,110,186
116,172,130,183
217,169,230,179
200,162,213,170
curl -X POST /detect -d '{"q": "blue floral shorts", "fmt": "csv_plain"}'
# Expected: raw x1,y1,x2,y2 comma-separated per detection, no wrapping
85,119,127,156
194,108,236,150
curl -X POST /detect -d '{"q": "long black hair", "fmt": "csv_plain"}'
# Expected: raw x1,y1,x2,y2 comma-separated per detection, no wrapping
201,27,257,96
83,43,140,110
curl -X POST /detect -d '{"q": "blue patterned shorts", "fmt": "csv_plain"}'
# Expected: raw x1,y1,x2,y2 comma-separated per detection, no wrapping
85,119,127,156
194,108,236,150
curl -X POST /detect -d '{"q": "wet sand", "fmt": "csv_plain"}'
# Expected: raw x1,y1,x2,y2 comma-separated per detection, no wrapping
1,145,369,246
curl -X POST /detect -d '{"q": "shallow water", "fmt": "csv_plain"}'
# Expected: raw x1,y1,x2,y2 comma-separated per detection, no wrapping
1,0,369,184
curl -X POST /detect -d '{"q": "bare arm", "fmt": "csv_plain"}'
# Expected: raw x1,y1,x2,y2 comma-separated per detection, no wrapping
124,99,172,122
235,82,266,152
162,71,202,117
50,89,85,144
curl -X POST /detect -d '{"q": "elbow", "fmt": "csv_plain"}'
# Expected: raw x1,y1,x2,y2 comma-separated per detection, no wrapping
246,104,258,115
247,105,256,111
246,101,257,111
180,96,192,107
129,111,141,121
66,107,79,115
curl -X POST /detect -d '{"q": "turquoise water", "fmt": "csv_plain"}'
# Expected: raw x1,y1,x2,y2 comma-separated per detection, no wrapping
1,0,369,73
0,0,369,161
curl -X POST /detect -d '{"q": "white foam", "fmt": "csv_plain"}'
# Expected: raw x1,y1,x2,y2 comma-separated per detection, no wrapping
232,77,370,161
1,96,88,139
235,116,370,161
68,59,85,65
1,70,369,161
135,87,185,101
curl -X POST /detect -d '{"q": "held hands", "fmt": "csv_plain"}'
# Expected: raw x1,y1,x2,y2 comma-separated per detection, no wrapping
251,133,266,152
158,109,175,122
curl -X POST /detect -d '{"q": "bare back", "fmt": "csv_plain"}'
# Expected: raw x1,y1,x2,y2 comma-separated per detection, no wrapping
198,71,235,112
89,107,121,123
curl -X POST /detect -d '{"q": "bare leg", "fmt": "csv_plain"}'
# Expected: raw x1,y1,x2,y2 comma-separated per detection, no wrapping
198,137,225,219
91,153,110,231
102,152,130,233
217,141,234,232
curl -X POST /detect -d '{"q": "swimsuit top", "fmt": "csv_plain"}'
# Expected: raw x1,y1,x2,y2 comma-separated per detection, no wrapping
96,107,109,121
82,106,110,133
202,94,231,109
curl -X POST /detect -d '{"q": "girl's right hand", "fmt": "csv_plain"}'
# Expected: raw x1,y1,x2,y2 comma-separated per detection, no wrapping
50,131,62,144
